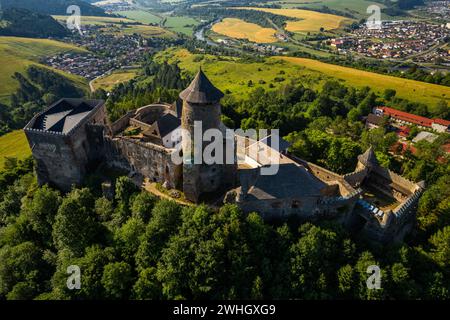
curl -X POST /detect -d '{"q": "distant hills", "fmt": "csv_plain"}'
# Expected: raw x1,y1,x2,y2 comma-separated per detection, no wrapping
0,0,108,16
0,8,68,38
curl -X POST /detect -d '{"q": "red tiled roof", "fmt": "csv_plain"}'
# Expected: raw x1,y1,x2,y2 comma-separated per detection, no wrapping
433,118,450,126
397,126,410,137
378,107,433,127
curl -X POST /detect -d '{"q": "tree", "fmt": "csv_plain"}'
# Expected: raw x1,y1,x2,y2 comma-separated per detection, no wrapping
337,265,355,297
52,188,100,256
114,217,146,263
428,226,450,268
0,242,48,299
131,192,156,222
136,200,182,270
113,176,139,225
102,261,134,299
383,89,396,101
289,224,339,299
132,267,161,299
23,185,61,246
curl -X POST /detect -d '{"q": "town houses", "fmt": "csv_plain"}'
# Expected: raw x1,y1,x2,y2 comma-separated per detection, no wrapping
331,20,449,63
372,106,450,133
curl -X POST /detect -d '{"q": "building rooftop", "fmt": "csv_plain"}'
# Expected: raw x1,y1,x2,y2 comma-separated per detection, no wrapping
378,106,433,127
179,69,224,104
358,147,379,167
412,131,438,143
241,163,328,200
153,113,181,138
27,99,104,134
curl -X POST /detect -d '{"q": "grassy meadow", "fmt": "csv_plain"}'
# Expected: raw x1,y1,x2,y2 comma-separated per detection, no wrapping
155,48,450,108
52,15,173,38
114,10,162,24
91,70,138,91
211,18,278,43
280,56,450,107
0,36,88,105
52,15,135,26
0,130,31,170
235,7,354,33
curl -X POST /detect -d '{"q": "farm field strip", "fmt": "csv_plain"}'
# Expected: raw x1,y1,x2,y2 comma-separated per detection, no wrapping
211,18,278,43
234,7,353,32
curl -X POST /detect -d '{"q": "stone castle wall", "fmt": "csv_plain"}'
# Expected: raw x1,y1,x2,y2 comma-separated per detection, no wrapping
25,103,107,191
104,136,182,189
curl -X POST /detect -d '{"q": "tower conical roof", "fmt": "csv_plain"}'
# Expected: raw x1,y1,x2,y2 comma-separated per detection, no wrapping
358,146,379,167
179,69,224,104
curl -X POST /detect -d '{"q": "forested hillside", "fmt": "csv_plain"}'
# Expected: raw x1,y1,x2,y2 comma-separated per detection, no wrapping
0,65,85,135
0,8,68,38
0,0,107,16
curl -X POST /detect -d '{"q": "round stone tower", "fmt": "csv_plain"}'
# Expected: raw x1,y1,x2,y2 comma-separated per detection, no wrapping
179,69,230,202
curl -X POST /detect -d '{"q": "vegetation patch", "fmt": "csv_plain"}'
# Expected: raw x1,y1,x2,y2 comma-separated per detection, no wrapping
235,7,353,32
0,36,87,104
0,130,31,169
280,56,450,106
91,70,138,92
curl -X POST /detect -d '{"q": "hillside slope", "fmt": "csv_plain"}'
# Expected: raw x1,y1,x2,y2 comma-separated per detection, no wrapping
0,0,107,16
0,36,88,104
0,8,68,38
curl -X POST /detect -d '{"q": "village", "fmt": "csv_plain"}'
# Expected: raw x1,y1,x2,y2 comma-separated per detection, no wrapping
42,24,152,80
365,106,450,157
330,20,450,63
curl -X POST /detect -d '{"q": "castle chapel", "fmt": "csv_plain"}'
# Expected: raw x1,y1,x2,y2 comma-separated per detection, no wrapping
24,70,425,243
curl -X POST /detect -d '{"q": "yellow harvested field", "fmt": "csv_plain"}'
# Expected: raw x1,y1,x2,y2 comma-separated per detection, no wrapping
235,7,353,32
212,18,277,43
279,56,450,105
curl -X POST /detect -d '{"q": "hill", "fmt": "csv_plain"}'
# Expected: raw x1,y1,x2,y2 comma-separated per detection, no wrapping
0,36,88,104
0,8,68,38
0,0,107,16
235,7,353,33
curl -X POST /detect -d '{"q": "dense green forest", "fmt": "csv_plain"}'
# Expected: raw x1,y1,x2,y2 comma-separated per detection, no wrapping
0,66,85,135
0,8,68,38
0,0,107,16
0,157,448,300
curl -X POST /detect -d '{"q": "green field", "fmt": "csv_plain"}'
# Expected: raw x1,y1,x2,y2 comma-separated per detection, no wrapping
52,15,173,38
0,130,31,170
91,69,138,91
0,36,88,105
52,15,135,25
155,48,450,109
114,10,162,24
163,16,201,36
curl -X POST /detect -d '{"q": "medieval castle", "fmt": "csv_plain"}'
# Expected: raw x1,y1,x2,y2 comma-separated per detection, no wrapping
24,70,425,243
